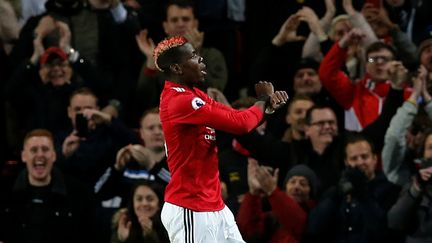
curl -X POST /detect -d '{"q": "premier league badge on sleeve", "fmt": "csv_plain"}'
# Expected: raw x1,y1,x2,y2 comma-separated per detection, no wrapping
192,97,206,110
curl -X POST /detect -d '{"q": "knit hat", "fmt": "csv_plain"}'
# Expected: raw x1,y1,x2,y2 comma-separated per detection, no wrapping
294,58,320,73
283,164,319,198
40,47,68,66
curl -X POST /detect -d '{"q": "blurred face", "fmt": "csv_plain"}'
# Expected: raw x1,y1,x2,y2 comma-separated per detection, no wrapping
330,19,352,42
386,0,405,7
406,128,425,153
285,176,311,203
39,59,72,87
163,5,198,37
345,141,377,180
178,43,207,84
305,108,338,145
21,136,56,186
67,94,99,130
423,134,432,159
286,99,314,133
133,185,160,218
420,44,432,71
366,49,394,82
140,113,164,150
365,16,390,38
293,68,322,95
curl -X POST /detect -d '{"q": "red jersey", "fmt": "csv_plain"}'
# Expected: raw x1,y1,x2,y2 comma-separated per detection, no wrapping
160,81,264,211
319,42,411,131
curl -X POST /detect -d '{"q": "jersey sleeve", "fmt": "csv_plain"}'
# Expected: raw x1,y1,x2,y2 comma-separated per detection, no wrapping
169,92,263,135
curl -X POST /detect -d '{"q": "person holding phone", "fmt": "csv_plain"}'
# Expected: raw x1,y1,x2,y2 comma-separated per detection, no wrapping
3,20,110,160
55,87,140,190
75,113,90,138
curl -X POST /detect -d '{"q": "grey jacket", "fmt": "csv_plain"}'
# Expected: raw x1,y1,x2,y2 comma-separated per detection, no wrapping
382,101,432,186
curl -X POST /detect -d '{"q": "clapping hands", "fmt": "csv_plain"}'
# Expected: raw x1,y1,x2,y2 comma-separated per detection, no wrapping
184,27,204,51
247,158,279,196
136,29,156,69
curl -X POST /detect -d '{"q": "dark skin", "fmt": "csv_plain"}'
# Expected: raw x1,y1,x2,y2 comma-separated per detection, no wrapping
165,42,289,112
167,43,206,87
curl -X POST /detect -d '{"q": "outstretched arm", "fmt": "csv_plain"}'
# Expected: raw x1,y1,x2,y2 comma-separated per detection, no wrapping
171,82,288,135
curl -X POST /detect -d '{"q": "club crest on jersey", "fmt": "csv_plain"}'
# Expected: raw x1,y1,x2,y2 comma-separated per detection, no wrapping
191,97,205,110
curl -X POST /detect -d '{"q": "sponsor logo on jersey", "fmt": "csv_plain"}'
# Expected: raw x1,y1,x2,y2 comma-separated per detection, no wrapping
204,127,216,140
192,97,205,110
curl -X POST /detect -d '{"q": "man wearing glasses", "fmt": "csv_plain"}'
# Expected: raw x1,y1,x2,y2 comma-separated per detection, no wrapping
319,28,411,131
236,88,405,198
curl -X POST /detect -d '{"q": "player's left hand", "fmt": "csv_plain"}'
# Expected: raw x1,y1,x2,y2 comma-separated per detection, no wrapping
269,91,289,110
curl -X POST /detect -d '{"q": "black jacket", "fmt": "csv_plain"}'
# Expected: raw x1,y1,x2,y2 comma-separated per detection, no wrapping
0,168,96,243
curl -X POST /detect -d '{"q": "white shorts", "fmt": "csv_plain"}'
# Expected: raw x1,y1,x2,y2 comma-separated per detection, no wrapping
161,202,245,243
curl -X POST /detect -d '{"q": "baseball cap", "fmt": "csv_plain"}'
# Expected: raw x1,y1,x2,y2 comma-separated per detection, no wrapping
39,47,68,66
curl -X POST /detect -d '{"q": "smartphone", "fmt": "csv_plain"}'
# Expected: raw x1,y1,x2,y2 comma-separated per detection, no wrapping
365,0,382,8
75,113,89,137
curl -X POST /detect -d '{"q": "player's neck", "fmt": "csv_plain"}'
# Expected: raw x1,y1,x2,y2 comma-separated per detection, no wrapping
169,78,195,89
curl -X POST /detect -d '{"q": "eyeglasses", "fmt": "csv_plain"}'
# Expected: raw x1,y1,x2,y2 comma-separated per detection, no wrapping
367,56,393,64
309,120,337,128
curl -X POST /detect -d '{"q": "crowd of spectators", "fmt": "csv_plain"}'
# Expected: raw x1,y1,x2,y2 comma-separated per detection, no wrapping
1,0,432,242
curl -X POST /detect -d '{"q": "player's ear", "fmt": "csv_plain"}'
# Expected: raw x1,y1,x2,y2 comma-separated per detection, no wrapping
170,63,182,75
